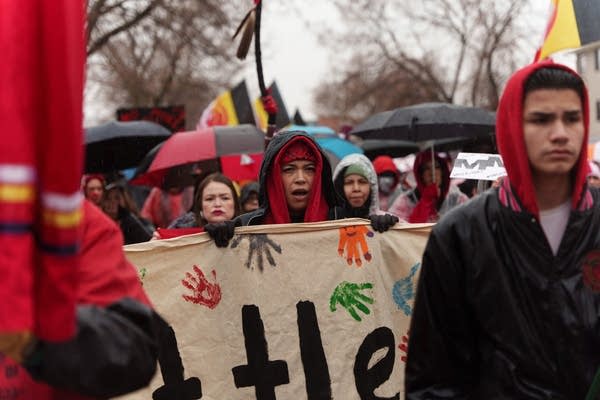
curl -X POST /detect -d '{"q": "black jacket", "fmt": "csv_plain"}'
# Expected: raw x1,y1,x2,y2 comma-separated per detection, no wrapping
237,131,345,226
405,187,600,399
118,206,153,245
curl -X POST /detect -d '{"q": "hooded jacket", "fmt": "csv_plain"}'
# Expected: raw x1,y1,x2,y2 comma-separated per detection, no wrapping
239,181,259,207
405,61,599,399
332,153,383,218
0,200,159,399
237,131,344,226
388,150,468,222
372,155,400,210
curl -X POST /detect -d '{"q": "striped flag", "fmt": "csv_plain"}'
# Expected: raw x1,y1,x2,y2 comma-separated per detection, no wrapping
535,0,600,61
197,80,256,129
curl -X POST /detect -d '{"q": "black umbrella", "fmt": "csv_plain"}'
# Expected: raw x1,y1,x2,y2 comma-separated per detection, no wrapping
350,102,495,143
84,120,172,173
358,139,419,160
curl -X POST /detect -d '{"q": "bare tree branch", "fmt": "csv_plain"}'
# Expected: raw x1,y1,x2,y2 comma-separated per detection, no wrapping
87,0,162,56
315,0,530,124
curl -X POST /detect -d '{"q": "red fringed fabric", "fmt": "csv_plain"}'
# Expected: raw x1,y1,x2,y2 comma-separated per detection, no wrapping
0,1,85,341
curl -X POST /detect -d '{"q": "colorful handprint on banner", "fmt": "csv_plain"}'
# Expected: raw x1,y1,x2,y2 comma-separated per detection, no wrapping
398,330,410,362
337,226,374,267
330,281,374,322
392,262,420,316
230,234,282,271
182,265,222,309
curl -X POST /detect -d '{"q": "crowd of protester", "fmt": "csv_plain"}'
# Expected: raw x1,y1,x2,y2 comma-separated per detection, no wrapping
8,0,600,397
80,138,497,242
14,54,600,399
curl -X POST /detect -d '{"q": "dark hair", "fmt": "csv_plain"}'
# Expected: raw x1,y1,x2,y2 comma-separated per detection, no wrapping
524,67,585,102
194,172,241,227
102,185,141,217
418,159,442,175
457,179,478,198
240,181,259,205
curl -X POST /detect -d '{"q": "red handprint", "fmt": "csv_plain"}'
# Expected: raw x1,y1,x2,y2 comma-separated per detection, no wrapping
181,265,222,309
398,330,410,363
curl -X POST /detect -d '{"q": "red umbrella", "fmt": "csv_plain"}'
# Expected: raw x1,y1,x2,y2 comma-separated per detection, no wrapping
130,124,264,188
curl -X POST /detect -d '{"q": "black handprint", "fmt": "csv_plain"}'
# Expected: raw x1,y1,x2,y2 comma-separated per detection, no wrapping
230,234,282,271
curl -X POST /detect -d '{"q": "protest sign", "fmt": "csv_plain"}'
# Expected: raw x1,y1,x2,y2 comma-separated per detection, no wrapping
117,105,186,133
117,219,431,400
450,152,507,181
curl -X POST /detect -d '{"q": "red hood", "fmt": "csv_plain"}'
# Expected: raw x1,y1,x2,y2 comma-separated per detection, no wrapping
496,61,590,217
264,135,329,224
373,155,400,182
413,150,450,200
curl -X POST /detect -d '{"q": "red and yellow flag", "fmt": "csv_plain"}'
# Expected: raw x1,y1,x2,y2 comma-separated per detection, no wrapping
197,81,255,128
535,0,600,61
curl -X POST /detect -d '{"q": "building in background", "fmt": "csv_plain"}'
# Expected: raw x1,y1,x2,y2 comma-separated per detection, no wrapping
575,41,600,141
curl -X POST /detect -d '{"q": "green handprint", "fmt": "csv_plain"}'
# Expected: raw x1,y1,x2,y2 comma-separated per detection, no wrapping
329,281,374,322
138,267,147,285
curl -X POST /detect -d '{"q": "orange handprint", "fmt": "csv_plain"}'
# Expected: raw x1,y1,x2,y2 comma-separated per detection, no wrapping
338,226,374,267
181,265,222,309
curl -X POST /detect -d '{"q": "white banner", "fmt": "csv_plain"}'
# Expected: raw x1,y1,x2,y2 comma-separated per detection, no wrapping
117,219,432,400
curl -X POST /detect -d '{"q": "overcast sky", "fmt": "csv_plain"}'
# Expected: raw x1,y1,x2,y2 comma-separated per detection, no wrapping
235,1,576,122
85,1,574,126
237,2,339,122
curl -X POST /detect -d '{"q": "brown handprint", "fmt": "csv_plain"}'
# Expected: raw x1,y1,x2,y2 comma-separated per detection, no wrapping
181,265,222,309
338,226,373,267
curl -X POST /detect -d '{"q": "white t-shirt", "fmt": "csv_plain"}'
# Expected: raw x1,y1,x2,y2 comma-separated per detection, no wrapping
539,200,571,255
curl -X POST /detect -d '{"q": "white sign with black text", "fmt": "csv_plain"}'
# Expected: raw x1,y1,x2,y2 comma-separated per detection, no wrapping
450,152,506,181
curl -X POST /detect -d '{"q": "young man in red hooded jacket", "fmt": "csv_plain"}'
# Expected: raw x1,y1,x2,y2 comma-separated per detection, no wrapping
206,131,398,246
405,62,600,398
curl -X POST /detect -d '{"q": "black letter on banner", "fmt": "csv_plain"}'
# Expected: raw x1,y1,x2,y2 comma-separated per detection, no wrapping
297,301,332,399
232,305,289,400
354,327,399,400
152,318,202,400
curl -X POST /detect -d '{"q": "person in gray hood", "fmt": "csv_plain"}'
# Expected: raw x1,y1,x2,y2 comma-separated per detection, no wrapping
333,154,400,230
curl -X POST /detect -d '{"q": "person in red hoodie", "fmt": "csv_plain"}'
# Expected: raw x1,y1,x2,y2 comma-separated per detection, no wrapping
205,131,397,247
372,155,402,211
0,1,160,398
388,150,469,223
82,174,106,207
405,62,600,398
0,200,160,399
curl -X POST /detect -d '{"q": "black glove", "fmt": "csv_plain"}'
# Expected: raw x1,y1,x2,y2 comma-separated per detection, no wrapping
369,214,399,233
204,220,239,248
